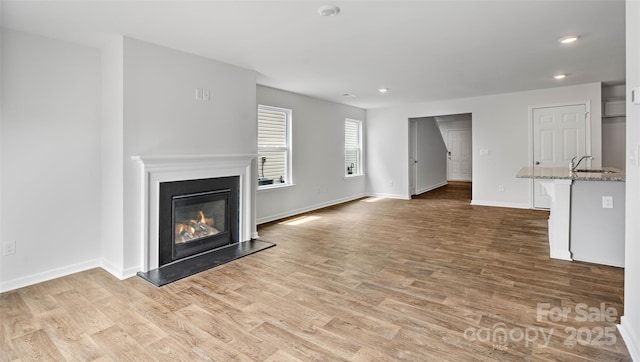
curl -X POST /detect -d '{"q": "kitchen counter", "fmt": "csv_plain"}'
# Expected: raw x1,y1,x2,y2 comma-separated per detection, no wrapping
516,166,625,181
516,166,625,267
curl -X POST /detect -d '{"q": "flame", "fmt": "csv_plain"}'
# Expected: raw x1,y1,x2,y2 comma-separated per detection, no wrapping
176,210,220,243
176,223,195,235
190,210,214,226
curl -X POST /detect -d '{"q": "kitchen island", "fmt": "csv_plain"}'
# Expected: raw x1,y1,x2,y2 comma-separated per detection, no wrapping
517,166,625,267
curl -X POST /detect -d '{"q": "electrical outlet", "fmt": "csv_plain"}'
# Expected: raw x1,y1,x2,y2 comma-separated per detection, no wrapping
498,184,505,192
3,240,16,256
602,196,614,209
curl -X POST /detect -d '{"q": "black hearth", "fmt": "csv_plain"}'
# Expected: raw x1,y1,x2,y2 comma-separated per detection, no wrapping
158,176,239,267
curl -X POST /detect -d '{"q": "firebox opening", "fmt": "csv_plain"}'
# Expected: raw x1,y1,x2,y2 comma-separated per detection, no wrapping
173,191,226,244
159,176,239,267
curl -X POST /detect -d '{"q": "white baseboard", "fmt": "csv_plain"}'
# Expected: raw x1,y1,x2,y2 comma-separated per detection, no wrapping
572,256,624,268
0,258,101,293
619,316,640,361
366,192,411,200
257,193,367,224
416,181,448,195
100,259,140,280
549,249,573,261
122,266,141,279
470,200,531,209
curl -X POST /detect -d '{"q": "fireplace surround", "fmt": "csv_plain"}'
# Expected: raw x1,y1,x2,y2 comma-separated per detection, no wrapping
132,154,257,272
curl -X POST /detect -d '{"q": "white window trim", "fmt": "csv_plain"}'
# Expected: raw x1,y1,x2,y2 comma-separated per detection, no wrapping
257,104,292,189
345,118,364,177
256,182,296,192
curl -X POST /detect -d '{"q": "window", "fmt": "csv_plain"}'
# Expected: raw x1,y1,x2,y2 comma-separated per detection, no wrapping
257,105,292,187
345,119,363,176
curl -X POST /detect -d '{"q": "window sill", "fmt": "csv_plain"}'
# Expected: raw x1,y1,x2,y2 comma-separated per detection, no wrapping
344,174,364,180
257,183,295,192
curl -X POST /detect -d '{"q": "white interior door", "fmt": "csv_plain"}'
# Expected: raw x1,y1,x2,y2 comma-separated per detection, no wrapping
447,128,472,181
409,120,417,196
532,104,587,208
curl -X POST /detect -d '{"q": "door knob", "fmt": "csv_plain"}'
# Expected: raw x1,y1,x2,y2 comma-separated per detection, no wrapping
535,161,540,165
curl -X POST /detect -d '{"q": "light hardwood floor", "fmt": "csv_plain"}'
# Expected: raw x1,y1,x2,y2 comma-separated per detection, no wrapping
0,182,631,361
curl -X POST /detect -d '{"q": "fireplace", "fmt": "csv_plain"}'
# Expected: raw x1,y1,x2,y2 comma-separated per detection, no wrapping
133,154,274,286
158,176,239,266
132,154,257,272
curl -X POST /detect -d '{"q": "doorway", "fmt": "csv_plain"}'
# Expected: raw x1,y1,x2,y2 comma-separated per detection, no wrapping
408,114,472,197
531,103,589,209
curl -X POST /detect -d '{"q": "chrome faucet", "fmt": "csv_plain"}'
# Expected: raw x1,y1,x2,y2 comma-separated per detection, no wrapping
570,155,594,171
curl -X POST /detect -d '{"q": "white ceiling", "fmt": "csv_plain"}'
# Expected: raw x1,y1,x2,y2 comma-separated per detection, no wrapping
1,0,626,109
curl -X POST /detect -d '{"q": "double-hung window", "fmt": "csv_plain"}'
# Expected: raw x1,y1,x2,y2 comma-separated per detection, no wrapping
345,119,363,177
257,105,292,187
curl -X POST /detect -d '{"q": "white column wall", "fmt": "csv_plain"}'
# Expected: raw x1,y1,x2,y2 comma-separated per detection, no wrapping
100,36,125,276
620,1,640,359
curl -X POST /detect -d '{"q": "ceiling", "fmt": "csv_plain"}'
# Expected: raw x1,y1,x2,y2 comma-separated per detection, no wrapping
0,1,626,109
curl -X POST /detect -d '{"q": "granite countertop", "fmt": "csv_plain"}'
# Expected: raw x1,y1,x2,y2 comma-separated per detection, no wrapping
516,166,625,181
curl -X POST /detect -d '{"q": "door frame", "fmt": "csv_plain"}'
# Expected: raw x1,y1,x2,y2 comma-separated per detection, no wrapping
528,101,591,209
408,119,418,196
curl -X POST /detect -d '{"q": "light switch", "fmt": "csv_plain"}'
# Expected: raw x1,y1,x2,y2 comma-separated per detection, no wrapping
632,87,640,104
479,149,490,156
602,196,613,209
631,145,640,166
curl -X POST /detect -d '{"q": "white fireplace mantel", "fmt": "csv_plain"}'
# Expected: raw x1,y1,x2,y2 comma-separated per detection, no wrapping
132,154,257,272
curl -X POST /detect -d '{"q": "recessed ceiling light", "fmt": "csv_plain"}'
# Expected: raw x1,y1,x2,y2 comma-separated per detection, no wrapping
554,74,567,79
318,5,340,17
559,35,579,44
378,88,389,93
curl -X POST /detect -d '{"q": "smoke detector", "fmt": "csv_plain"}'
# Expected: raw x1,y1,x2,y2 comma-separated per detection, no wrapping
318,5,340,17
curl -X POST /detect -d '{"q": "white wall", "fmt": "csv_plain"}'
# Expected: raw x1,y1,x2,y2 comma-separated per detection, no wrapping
0,29,102,290
366,83,602,207
100,36,124,276
256,86,366,224
602,85,626,170
413,117,447,194
434,114,472,149
114,37,258,276
620,1,640,359
602,118,626,170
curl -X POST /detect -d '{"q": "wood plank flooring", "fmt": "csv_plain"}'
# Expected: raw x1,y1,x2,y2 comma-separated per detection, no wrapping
0,182,631,361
